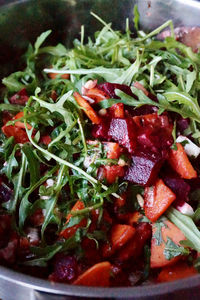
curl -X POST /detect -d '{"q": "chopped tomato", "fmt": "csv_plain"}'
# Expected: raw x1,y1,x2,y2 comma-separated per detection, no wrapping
103,142,122,159
103,165,125,184
2,111,32,144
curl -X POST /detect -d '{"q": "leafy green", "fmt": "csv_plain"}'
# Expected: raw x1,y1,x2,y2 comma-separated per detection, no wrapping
164,237,189,260
166,208,200,252
152,220,167,246
34,30,52,55
133,4,140,31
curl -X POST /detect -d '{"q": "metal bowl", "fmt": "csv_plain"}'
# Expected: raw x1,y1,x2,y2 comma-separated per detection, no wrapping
0,0,200,299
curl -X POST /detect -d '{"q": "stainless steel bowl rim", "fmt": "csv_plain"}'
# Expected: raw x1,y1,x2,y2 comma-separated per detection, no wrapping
0,265,199,298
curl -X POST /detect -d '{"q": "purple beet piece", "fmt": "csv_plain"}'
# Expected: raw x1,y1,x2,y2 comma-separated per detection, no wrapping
108,118,136,153
124,151,164,186
177,117,190,134
0,183,12,203
162,175,190,201
92,118,110,139
98,82,134,99
129,105,158,117
53,255,78,282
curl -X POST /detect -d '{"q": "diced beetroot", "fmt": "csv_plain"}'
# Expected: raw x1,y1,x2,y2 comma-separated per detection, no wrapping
0,232,18,264
108,118,136,153
49,254,78,283
92,118,110,139
162,175,190,201
128,105,158,117
9,88,29,105
124,150,164,186
177,117,190,134
98,82,134,99
133,113,173,153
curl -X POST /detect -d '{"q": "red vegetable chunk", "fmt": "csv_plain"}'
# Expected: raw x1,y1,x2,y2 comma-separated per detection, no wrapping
49,254,78,283
124,151,164,186
92,118,110,139
108,118,136,153
9,88,29,105
98,82,134,99
144,179,176,222
116,222,152,261
162,175,190,201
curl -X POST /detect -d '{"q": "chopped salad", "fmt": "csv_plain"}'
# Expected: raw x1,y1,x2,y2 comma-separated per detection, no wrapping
0,8,200,286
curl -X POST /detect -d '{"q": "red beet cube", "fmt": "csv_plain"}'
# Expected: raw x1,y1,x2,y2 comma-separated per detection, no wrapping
9,88,29,105
108,118,136,153
124,151,164,186
98,82,134,99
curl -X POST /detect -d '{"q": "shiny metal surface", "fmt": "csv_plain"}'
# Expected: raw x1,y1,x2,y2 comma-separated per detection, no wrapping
0,0,200,299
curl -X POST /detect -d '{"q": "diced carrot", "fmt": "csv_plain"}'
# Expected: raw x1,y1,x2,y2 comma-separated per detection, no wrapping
84,87,109,103
103,142,122,159
103,165,125,184
74,92,101,124
60,200,86,239
144,179,176,222
73,261,111,287
117,223,152,262
133,81,149,96
111,224,136,250
48,73,70,80
151,220,186,268
168,143,197,179
110,103,125,118
157,262,197,282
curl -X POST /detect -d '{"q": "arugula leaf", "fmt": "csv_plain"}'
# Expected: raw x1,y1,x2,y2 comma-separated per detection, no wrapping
133,4,140,31
0,104,23,112
34,30,52,55
2,72,25,92
10,152,27,212
2,144,19,181
166,207,200,252
22,144,40,186
164,237,189,260
18,166,58,230
163,91,200,122
153,220,167,246
33,90,74,126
